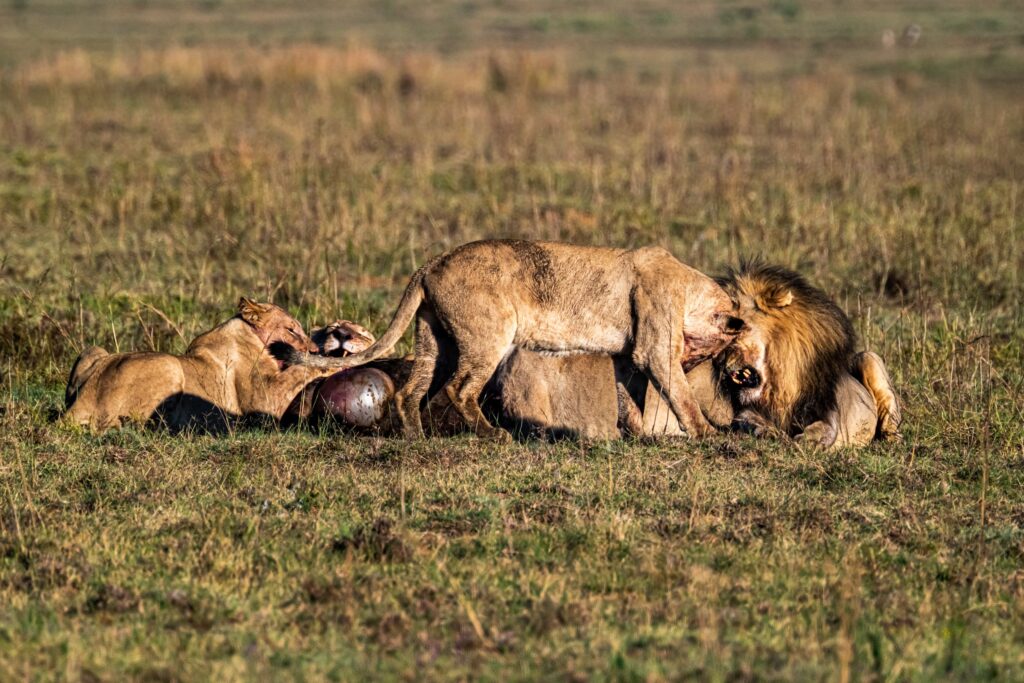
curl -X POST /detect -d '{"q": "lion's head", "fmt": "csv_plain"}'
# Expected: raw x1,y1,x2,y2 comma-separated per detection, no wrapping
238,297,319,354
311,320,376,357
715,261,856,434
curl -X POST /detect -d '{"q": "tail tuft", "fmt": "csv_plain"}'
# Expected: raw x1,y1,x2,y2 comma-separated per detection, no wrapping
269,341,306,366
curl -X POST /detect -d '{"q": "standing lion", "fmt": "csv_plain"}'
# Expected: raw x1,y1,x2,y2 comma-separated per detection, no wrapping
283,239,744,441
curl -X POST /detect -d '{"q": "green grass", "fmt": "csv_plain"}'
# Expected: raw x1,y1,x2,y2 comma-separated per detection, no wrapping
1,1,1023,680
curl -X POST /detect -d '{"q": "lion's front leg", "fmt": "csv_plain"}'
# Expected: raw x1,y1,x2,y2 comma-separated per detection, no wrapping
732,408,784,439
631,288,716,439
640,356,714,438
248,365,327,420
795,413,839,450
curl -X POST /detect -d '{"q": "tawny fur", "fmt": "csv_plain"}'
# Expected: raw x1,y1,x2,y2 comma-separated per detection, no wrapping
715,261,857,436
287,240,742,440
496,349,622,440
63,298,323,432
474,261,902,449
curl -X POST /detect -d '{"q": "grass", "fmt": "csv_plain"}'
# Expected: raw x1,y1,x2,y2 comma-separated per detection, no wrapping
1,1,1023,680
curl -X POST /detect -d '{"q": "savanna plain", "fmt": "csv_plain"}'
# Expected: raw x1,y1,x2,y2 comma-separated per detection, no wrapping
1,1,1023,680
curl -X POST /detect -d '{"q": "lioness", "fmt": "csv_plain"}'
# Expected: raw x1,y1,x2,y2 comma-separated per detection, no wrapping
284,240,744,440
64,298,323,432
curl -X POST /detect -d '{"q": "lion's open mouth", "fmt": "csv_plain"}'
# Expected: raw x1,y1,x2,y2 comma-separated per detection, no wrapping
728,366,762,388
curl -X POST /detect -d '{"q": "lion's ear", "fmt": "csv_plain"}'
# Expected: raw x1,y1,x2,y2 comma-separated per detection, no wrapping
238,297,263,325
759,289,793,310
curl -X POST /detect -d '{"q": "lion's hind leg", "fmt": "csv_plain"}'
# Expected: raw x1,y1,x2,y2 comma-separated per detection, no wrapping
395,310,445,439
851,351,902,441
442,327,516,443
445,350,513,442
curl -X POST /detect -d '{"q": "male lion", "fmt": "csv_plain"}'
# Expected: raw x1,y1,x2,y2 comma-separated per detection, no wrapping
285,239,744,440
712,261,902,448
64,298,323,432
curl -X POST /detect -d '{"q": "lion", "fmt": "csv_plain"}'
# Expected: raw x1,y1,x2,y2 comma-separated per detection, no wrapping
310,319,376,358
711,261,902,448
63,298,324,432
282,239,744,441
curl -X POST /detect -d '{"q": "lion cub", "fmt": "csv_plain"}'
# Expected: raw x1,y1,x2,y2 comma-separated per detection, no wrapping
286,239,744,440
64,298,322,432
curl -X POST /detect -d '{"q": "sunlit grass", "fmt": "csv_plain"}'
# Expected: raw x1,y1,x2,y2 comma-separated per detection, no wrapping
1,1,1023,679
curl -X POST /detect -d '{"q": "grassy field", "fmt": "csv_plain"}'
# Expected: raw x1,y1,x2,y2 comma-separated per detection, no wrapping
1,1,1023,680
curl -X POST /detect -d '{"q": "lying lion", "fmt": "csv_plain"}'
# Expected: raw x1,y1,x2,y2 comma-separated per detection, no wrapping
712,260,901,448
64,298,324,432
282,239,744,441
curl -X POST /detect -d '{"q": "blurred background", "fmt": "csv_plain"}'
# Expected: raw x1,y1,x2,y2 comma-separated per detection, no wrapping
1,0,1021,396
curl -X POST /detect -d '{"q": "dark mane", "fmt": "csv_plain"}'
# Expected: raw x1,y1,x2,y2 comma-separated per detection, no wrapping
718,259,857,433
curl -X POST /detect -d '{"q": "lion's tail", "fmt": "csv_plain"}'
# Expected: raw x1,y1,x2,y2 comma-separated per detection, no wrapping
282,258,438,372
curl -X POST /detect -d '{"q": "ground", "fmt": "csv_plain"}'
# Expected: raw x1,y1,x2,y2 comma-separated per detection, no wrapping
1,1,1023,680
